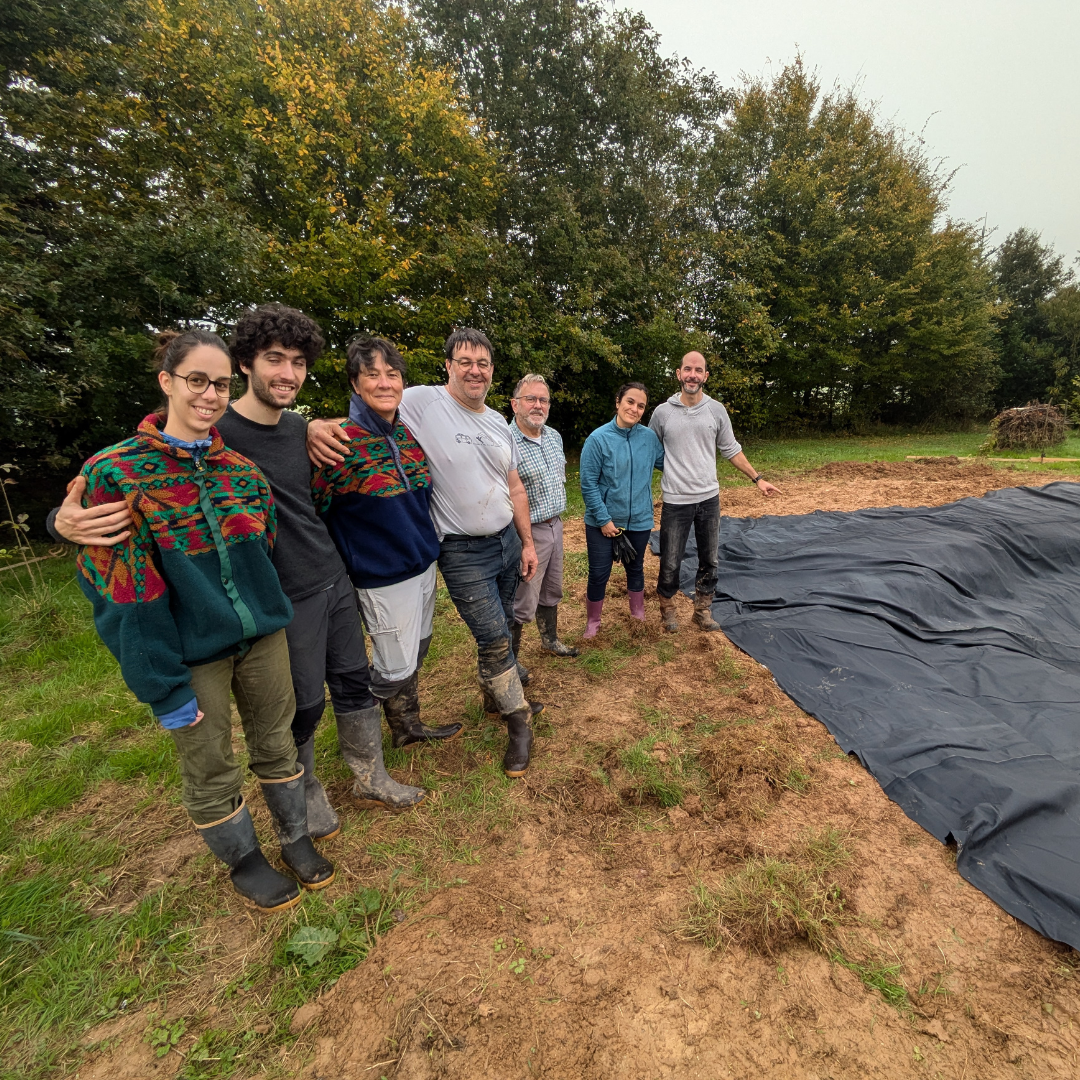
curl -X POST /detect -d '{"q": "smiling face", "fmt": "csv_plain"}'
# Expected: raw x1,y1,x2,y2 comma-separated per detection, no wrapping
511,380,550,434
243,344,309,412
445,341,493,409
350,352,404,422
677,351,708,397
615,387,648,428
158,344,233,441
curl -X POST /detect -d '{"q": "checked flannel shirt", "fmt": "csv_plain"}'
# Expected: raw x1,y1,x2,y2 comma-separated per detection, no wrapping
509,421,567,524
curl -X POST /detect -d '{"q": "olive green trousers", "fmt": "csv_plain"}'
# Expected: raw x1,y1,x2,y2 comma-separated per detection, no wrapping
169,629,298,824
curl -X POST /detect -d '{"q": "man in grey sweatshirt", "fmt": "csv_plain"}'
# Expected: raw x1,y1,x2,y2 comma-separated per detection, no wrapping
648,351,779,632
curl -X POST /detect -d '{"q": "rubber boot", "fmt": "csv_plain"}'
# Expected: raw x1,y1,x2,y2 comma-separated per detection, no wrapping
383,672,463,751
195,797,301,913
628,589,646,621
658,595,679,634
296,737,341,841
337,705,426,811
536,604,579,657
481,685,546,719
261,773,336,891
512,621,530,686
503,707,534,778
692,591,721,632
583,598,604,639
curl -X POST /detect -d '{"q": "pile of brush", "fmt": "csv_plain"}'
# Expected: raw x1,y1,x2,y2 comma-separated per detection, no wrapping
980,401,1067,453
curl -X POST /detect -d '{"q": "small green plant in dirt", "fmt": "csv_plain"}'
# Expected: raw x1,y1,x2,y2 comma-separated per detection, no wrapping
832,955,909,1009
715,646,743,685
146,1018,186,1058
179,1029,260,1080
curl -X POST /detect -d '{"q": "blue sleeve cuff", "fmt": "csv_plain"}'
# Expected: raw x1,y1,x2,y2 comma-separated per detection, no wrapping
157,698,200,729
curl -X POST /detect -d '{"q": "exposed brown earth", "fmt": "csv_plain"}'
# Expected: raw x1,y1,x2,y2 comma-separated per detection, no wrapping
78,461,1080,1079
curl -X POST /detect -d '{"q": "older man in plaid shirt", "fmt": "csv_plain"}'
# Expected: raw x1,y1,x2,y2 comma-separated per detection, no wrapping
509,374,579,660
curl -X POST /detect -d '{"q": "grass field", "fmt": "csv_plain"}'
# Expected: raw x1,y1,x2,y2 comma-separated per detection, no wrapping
1,432,1077,1078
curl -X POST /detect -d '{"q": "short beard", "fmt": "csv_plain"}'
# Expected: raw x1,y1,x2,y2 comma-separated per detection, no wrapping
679,378,704,395
250,369,297,412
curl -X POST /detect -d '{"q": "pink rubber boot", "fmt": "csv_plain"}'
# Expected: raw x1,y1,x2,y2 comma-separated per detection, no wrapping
583,599,604,639
628,590,646,621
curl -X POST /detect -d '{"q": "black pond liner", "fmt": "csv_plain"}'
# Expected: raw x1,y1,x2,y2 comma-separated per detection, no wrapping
655,482,1080,949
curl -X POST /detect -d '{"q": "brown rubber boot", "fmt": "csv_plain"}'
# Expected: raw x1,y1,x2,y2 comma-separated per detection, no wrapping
658,594,679,634
692,591,720,632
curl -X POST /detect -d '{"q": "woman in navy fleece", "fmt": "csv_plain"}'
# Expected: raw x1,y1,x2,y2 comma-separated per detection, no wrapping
311,336,462,751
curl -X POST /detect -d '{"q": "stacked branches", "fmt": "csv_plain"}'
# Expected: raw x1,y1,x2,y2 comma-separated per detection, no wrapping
982,403,1067,453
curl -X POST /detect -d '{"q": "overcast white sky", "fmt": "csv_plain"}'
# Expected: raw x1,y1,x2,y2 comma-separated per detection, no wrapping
632,0,1080,266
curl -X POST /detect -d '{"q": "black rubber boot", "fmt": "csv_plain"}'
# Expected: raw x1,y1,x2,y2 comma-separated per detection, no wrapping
536,604,579,657
260,773,336,891
383,672,463,751
502,707,534,778
195,798,301,912
337,705,426,811
296,737,341,841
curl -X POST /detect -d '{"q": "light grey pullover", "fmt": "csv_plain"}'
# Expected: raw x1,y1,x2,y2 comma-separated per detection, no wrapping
648,392,741,504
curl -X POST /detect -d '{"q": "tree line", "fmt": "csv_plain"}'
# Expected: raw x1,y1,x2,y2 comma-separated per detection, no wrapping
2,0,1077,515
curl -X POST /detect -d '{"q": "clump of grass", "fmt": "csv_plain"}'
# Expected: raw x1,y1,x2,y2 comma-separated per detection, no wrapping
577,641,639,677
698,716,810,820
679,826,853,955
618,708,699,809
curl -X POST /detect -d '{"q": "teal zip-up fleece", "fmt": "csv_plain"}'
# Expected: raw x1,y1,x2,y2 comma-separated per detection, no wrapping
76,414,294,717
579,418,665,531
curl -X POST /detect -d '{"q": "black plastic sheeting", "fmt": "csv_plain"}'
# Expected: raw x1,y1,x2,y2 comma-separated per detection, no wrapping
663,482,1080,948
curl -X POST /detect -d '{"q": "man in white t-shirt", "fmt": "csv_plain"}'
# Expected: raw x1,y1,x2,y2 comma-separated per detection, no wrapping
309,328,542,779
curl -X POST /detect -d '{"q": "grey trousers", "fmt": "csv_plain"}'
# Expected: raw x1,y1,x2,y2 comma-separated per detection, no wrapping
513,517,564,623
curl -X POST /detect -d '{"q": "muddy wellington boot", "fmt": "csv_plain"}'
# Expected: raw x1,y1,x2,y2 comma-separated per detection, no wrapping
511,621,530,686
502,707,534,778
481,685,546,719
383,672,462,751
658,595,679,634
195,797,301,913
296,736,341,841
536,604,579,657
692,591,721,632
628,589,646,621
261,773,336,891
337,705,426,811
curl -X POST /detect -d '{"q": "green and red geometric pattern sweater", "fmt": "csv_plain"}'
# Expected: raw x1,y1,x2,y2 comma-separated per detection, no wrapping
77,415,294,716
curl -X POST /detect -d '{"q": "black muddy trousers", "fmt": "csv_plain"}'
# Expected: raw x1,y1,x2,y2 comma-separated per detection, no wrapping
286,570,375,746
438,524,528,711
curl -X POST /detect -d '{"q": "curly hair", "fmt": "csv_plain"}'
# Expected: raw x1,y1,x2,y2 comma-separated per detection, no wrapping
230,303,325,384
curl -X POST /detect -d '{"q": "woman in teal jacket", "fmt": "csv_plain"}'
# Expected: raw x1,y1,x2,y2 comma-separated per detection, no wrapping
578,382,664,638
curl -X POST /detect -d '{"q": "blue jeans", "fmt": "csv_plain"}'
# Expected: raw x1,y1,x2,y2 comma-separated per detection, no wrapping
656,495,721,599
585,524,651,602
438,525,522,682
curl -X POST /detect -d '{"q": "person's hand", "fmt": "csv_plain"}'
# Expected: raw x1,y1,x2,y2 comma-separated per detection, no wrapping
190,710,204,727
307,418,350,467
520,542,538,582
755,479,781,497
54,476,133,546
600,520,619,538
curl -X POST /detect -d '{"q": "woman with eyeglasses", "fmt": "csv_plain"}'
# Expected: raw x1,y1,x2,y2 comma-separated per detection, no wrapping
75,329,332,912
578,382,665,638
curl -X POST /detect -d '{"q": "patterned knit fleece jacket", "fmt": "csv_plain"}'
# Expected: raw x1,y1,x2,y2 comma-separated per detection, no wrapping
311,396,440,590
76,414,294,717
